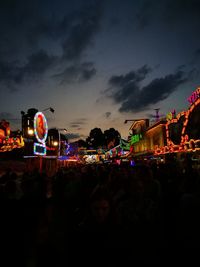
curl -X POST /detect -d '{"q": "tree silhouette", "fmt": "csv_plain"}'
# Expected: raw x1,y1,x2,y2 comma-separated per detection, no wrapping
104,128,121,149
77,139,87,148
86,128,104,149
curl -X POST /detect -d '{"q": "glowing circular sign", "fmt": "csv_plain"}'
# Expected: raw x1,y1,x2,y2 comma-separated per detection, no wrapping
34,112,48,143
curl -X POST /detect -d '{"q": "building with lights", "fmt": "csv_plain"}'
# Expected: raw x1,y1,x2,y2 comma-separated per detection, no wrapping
128,119,150,156
146,119,167,155
126,88,200,160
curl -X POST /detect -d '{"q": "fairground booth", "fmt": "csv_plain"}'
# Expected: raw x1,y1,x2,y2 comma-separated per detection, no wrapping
127,87,200,165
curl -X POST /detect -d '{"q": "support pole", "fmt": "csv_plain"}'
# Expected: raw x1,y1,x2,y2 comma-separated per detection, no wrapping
39,156,43,174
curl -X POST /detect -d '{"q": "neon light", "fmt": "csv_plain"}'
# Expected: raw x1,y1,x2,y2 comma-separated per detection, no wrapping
159,93,200,155
181,98,200,137
187,87,200,105
46,146,56,151
34,112,48,144
34,142,46,156
131,134,142,144
132,88,200,156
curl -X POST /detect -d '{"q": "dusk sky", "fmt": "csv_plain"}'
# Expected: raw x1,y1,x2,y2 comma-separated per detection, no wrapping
0,0,200,141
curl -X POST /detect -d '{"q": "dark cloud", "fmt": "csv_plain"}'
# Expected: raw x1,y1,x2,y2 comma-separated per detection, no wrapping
0,0,58,62
105,112,111,118
0,0,103,55
0,1,103,91
25,1,104,51
105,67,188,113
119,71,187,112
0,60,19,91
0,1,68,52
0,50,56,91
164,0,200,22
62,2,103,61
54,62,96,84
109,65,151,87
26,14,70,44
175,65,186,72
105,65,151,103
23,50,56,75
136,0,157,29
134,0,200,29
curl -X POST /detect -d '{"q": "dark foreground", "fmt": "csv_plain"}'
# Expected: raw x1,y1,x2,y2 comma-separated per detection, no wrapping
1,159,200,266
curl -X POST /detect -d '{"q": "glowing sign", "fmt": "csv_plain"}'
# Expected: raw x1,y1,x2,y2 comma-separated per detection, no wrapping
34,112,48,144
131,134,142,144
187,87,200,105
34,142,46,156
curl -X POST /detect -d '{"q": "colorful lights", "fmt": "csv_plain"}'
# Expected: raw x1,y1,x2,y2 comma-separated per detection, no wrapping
134,87,200,156
157,88,200,155
34,112,48,144
187,87,200,105
65,143,70,155
28,128,34,136
166,109,176,121
33,142,46,156
131,134,142,144
33,111,48,156
0,136,25,152
181,98,200,137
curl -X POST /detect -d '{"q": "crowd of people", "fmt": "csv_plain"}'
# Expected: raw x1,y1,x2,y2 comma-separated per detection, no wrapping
0,154,200,266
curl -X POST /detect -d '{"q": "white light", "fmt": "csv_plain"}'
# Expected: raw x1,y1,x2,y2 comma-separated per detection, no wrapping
28,129,34,135
53,141,58,146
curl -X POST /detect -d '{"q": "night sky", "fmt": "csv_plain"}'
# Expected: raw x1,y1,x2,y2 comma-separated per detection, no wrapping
0,0,200,140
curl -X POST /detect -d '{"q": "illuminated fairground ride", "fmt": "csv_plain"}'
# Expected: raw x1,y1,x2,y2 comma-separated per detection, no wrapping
124,88,200,162
155,87,200,156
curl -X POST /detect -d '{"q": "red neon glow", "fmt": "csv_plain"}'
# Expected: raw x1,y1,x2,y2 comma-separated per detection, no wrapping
34,112,48,144
187,87,200,105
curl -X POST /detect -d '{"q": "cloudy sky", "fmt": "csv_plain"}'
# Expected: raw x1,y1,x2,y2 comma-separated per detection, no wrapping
0,0,200,140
